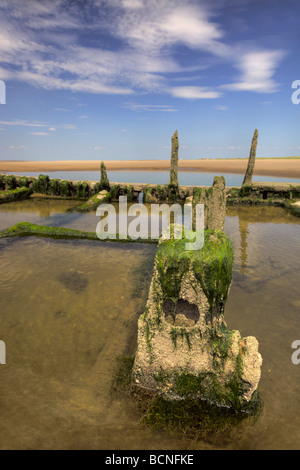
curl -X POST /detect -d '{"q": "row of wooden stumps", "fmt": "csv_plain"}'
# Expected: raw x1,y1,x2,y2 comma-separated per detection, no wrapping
168,127,258,191
99,127,258,194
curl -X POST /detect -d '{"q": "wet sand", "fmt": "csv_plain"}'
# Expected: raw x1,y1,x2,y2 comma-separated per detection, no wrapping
1,158,300,179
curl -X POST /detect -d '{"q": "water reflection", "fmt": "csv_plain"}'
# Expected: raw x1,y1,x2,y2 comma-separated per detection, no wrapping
0,198,80,231
239,216,249,273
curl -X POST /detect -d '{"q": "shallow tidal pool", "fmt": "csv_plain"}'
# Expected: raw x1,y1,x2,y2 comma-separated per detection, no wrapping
0,200,299,449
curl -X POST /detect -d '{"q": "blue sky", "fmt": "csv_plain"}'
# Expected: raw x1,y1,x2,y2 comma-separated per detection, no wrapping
0,0,299,161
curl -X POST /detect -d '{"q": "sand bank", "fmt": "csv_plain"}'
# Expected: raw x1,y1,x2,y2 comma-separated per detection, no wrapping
0,158,300,179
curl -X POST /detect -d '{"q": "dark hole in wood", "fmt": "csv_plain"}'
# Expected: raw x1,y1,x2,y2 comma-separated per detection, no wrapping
163,299,200,324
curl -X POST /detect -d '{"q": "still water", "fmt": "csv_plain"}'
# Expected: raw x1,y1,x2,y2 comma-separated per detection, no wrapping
5,170,300,186
0,200,299,449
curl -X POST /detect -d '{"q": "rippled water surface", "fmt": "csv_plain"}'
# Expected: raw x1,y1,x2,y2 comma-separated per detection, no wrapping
0,201,299,449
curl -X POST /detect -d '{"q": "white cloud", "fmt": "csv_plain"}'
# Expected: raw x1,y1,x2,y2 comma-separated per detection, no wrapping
171,86,221,99
29,132,49,136
0,119,48,127
121,0,143,8
9,145,26,149
0,0,287,100
48,127,56,131
213,105,227,110
115,0,226,55
0,0,227,97
124,102,178,112
54,107,71,112
222,50,285,93
61,124,77,129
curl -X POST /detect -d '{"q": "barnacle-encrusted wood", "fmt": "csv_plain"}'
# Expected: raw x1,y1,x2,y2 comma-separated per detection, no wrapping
132,227,262,411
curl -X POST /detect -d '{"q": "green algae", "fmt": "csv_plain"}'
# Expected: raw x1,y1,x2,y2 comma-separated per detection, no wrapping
99,161,110,191
0,187,32,203
76,181,90,199
18,176,30,188
5,175,17,190
0,221,158,243
155,230,234,315
49,178,60,196
75,192,111,212
112,355,262,437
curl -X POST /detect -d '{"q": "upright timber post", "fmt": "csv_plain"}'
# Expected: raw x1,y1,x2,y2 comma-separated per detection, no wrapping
242,129,258,186
168,130,179,200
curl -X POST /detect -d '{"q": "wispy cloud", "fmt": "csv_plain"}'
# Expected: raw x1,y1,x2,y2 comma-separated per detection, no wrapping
213,105,227,110
0,0,286,99
0,119,48,127
29,132,50,136
54,107,71,112
221,50,285,93
61,124,77,130
170,86,221,99
124,101,178,112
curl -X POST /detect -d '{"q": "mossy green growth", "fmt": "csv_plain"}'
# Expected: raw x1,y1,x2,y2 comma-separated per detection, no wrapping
142,186,153,203
76,181,90,199
75,192,111,212
18,176,29,188
0,221,158,244
0,222,99,240
122,185,135,202
0,175,5,190
167,183,179,202
156,230,234,315
193,187,203,199
286,201,300,217
210,324,235,360
59,180,73,197
240,184,253,197
49,178,60,196
156,185,167,201
0,187,32,203
112,356,261,437
229,187,240,198
38,174,49,194
99,161,110,191
31,174,50,194
5,175,17,190
110,184,120,200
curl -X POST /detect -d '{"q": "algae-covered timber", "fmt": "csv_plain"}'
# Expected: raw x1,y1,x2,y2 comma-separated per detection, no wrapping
113,355,261,437
0,222,158,244
99,161,110,191
132,227,262,412
192,176,226,231
242,129,258,186
226,182,300,216
0,187,33,203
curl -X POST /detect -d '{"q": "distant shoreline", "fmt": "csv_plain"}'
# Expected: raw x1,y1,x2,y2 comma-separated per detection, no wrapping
1,158,300,179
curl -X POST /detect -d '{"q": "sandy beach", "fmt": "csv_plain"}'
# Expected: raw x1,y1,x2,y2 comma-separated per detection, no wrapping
0,158,300,179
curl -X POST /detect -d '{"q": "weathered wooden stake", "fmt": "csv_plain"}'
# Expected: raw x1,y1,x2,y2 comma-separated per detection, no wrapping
242,129,258,186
